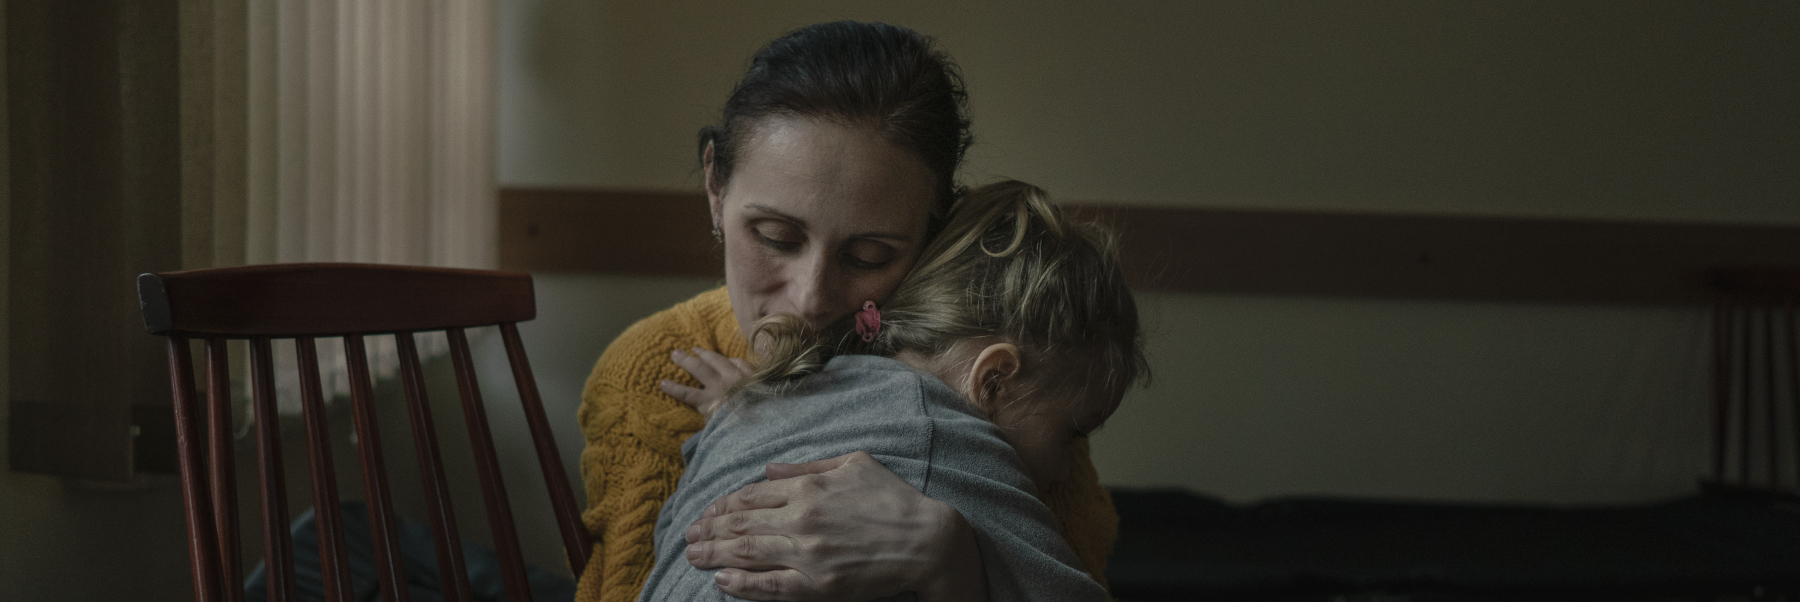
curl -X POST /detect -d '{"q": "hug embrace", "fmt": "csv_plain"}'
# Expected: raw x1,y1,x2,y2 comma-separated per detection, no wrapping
579,20,1148,602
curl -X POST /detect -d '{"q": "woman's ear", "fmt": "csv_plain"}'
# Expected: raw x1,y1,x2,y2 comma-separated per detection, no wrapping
703,141,724,229
962,343,1022,419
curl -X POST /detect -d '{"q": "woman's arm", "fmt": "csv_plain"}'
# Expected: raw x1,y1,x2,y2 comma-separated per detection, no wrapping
663,351,990,601
682,452,988,602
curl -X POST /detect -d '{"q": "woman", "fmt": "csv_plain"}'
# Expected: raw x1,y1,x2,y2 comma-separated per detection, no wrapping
577,21,1118,602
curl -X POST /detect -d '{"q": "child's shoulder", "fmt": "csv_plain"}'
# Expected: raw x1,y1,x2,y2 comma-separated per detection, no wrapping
811,355,978,417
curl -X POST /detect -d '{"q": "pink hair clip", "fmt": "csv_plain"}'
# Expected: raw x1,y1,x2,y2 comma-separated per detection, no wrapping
854,300,882,343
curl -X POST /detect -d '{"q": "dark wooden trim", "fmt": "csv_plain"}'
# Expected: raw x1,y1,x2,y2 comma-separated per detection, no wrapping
500,187,1800,305
1712,268,1800,297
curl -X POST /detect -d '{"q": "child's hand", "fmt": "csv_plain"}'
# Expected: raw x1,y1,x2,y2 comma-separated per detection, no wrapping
660,347,753,420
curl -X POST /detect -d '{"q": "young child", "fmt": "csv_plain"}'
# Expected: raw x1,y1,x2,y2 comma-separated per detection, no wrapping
639,180,1148,601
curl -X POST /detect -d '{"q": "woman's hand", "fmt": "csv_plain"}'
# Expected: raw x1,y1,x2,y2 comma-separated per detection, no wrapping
659,347,753,420
682,451,988,602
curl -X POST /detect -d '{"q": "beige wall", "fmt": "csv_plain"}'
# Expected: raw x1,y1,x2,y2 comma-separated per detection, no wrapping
502,0,1799,223
499,0,1798,505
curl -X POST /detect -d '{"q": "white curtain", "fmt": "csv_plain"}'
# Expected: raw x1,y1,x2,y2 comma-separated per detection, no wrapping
246,0,497,413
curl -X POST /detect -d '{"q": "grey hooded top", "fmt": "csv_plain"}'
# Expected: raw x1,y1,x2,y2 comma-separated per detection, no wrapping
637,354,1108,602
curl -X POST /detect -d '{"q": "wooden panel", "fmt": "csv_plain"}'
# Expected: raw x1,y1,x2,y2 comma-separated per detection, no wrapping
499,188,721,277
501,187,1800,305
138,263,535,336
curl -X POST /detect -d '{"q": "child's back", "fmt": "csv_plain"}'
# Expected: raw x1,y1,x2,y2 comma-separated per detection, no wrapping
639,355,1107,602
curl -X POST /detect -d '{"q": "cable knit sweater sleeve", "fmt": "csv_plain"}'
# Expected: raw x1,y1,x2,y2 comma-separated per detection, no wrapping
573,287,747,602
572,287,1117,602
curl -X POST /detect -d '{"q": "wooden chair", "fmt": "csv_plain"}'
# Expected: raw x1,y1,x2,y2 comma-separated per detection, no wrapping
137,263,591,602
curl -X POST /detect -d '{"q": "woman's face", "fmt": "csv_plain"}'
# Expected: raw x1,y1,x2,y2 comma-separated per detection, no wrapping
708,117,937,341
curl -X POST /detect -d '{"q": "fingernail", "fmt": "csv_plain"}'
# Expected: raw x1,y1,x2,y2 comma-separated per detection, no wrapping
685,543,700,560
714,570,732,587
685,522,700,542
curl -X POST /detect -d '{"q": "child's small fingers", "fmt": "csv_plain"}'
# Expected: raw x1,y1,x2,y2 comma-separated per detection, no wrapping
692,347,740,372
659,380,706,407
672,349,719,381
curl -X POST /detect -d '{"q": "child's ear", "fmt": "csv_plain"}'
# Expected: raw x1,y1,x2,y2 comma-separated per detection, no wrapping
963,343,1022,419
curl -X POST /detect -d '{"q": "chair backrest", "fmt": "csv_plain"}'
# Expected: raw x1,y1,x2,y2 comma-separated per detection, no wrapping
138,263,590,602
1709,267,1800,493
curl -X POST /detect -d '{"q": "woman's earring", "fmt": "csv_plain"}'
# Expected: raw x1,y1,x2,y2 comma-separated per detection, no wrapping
711,224,723,243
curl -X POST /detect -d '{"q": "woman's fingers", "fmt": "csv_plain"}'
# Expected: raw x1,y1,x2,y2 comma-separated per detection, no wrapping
688,506,805,545
699,476,804,521
764,451,865,480
714,568,817,601
684,535,800,570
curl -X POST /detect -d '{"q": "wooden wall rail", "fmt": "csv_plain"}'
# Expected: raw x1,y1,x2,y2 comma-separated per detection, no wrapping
501,187,1800,305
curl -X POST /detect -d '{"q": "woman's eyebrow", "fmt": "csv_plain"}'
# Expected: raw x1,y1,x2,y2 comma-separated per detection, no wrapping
743,204,809,228
850,231,914,244
745,203,914,244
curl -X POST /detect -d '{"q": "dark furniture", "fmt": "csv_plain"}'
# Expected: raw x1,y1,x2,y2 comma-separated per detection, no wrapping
1107,268,1800,601
1107,487,1800,601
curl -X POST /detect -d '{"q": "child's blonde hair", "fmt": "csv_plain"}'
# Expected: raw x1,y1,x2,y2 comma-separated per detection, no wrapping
740,179,1148,408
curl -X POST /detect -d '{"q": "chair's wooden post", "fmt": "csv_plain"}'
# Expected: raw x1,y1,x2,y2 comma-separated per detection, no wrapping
1713,300,1730,482
499,322,592,573
1765,306,1780,487
447,328,533,602
250,337,297,602
203,338,244,602
1739,306,1754,485
396,333,474,602
1788,299,1800,490
295,337,355,602
344,334,411,602
168,335,227,602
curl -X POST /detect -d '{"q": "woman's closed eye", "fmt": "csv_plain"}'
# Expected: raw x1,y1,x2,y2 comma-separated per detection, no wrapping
752,222,803,252
843,240,898,270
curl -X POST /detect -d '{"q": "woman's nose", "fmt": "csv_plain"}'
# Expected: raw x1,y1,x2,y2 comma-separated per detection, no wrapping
787,253,840,327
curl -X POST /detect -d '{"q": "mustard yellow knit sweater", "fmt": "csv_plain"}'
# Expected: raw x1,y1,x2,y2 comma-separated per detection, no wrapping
574,287,1118,602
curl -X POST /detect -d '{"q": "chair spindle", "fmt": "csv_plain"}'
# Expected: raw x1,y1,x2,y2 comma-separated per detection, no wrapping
500,322,592,573
1739,307,1753,484
1713,301,1731,481
204,338,244,602
250,337,298,602
344,334,411,602
1765,308,1781,486
1788,302,1800,489
296,337,356,602
168,335,227,602
447,328,535,602
396,333,475,602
